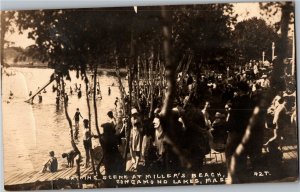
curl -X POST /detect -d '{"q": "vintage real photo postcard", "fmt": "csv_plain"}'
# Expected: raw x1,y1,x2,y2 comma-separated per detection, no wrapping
1,1,298,190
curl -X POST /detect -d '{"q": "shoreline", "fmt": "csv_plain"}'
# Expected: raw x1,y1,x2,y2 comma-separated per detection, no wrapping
3,65,128,76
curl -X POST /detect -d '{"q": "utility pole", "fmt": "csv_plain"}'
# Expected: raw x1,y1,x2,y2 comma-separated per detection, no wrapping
272,42,275,61
292,29,295,75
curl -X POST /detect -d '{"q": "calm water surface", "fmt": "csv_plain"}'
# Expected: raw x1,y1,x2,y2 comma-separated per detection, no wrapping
2,67,126,176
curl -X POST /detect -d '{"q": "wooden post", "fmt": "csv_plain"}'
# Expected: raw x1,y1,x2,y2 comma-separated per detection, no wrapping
272,42,275,61
292,28,295,75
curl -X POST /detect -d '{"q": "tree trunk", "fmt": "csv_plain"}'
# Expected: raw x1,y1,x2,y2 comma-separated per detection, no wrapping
90,66,106,176
115,54,127,114
159,6,191,168
61,77,82,178
148,50,154,118
84,73,96,175
270,2,292,93
123,28,135,162
160,6,176,122
136,56,141,111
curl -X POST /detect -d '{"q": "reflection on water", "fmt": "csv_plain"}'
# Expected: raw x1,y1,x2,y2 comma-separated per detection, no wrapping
2,67,126,175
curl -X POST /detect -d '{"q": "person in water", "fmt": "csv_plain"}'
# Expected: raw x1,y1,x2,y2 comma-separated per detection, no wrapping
9,90,14,99
42,151,58,173
108,87,111,96
114,97,119,108
70,86,73,95
78,88,82,99
73,108,83,130
38,93,43,103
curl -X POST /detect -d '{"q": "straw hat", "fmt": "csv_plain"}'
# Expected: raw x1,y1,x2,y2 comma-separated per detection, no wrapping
131,108,138,115
262,74,267,78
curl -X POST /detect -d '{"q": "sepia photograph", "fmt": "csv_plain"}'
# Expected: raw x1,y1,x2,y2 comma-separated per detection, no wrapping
0,1,298,190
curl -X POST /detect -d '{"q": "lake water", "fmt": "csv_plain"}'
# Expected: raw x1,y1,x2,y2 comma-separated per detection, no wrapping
2,67,127,176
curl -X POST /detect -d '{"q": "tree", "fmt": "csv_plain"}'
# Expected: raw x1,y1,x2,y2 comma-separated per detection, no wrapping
233,17,279,61
1,11,15,69
171,4,237,71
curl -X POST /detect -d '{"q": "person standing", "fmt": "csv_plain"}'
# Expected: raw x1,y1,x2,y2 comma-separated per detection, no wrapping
202,101,212,129
114,97,119,109
129,108,142,169
70,86,73,95
73,108,83,130
265,97,288,155
107,111,117,128
38,93,43,103
99,123,124,175
108,86,111,96
77,88,82,99
225,82,255,182
153,117,165,168
83,119,92,168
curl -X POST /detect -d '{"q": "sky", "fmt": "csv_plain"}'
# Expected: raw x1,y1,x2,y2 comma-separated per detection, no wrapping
4,2,280,49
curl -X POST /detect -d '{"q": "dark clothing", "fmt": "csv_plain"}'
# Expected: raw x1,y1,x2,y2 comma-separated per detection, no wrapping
99,123,124,175
38,95,43,103
83,140,92,150
180,106,210,171
227,94,253,134
74,112,81,121
225,94,253,163
211,119,227,144
225,94,265,182
49,157,58,172
78,91,82,99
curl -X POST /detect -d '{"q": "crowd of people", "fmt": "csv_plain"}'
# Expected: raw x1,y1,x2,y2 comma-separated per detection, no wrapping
41,59,296,179
117,58,296,175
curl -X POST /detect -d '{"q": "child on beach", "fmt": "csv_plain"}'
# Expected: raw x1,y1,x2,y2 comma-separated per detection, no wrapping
42,151,58,173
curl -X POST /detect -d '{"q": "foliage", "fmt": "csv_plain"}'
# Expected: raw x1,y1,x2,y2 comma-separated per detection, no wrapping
233,17,279,61
171,4,237,70
10,4,238,74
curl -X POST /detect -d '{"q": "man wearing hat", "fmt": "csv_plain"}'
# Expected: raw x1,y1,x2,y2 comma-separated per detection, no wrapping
261,74,270,88
130,108,142,169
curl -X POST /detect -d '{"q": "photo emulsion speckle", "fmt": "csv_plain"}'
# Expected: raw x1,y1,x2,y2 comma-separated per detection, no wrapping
1,1,298,190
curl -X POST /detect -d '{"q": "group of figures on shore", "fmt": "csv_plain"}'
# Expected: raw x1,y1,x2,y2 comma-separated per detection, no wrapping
41,58,296,184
